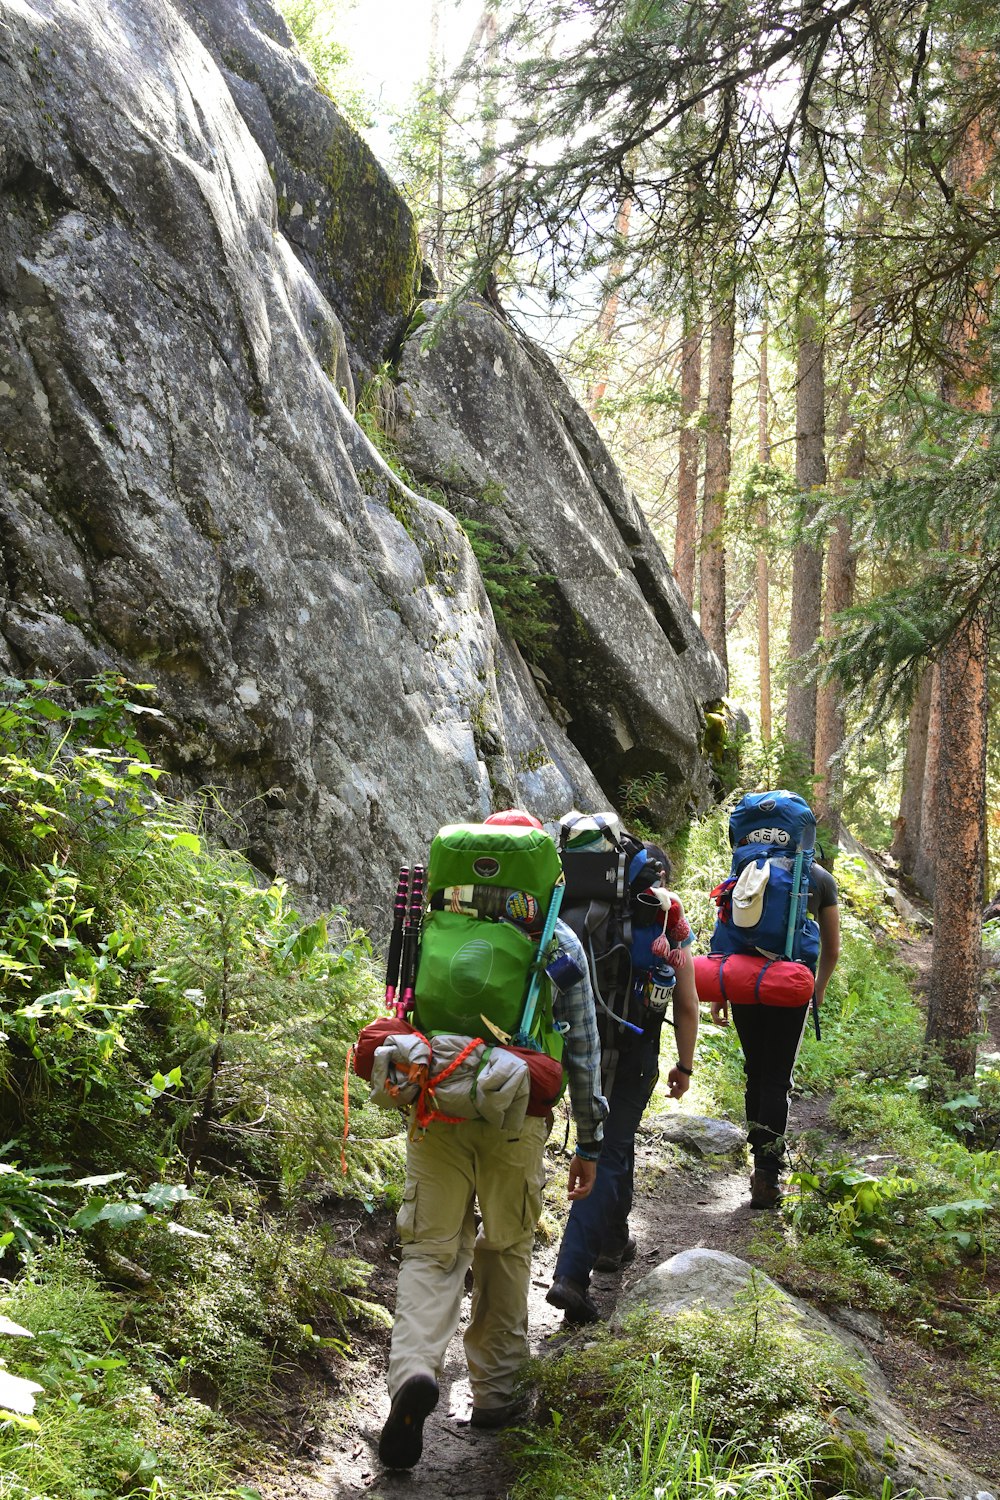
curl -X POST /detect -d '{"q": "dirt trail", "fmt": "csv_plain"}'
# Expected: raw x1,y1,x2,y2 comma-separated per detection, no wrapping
251,922,1000,1498
257,1123,762,1500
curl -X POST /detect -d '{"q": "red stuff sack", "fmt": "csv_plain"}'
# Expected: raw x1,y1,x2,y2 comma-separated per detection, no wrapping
694,951,814,1008
354,1017,416,1080
505,1046,565,1117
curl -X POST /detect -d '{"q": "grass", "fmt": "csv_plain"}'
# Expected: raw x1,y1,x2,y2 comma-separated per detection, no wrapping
511,1285,874,1499
0,677,405,1497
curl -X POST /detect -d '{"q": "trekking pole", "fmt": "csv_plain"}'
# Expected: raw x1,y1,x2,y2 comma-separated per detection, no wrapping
384,866,410,1011
398,864,426,1016
513,877,565,1048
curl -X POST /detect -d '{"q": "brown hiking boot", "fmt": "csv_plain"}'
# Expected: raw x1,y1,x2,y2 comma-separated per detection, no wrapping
749,1171,781,1210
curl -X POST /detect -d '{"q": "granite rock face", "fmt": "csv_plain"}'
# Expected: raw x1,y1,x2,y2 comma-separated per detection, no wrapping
396,301,726,836
0,0,720,926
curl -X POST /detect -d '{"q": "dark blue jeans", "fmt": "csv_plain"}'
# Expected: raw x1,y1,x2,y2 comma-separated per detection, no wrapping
554,1029,660,1288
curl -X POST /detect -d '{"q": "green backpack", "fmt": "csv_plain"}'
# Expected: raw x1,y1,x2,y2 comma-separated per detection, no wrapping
412,822,565,1065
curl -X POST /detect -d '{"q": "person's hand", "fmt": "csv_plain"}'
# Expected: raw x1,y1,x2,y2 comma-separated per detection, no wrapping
710,998,729,1027
666,1065,690,1099
567,1155,597,1200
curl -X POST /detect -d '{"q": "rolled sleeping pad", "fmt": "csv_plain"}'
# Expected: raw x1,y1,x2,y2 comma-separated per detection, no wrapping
694,951,815,1008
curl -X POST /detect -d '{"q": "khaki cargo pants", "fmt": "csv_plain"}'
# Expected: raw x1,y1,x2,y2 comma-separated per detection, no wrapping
387,1114,549,1412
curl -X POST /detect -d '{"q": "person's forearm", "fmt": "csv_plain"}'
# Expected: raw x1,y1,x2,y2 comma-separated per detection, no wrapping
815,949,838,999
672,966,699,1071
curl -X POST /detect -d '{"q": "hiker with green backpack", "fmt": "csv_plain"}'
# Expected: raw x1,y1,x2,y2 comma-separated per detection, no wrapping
371,809,607,1471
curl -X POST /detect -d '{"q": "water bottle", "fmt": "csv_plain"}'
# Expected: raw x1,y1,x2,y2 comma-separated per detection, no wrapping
647,962,676,1013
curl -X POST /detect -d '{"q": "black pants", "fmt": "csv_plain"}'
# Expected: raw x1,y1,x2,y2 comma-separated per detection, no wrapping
730,1003,810,1181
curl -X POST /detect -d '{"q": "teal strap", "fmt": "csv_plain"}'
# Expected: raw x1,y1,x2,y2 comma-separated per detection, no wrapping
514,877,565,1046
783,848,804,959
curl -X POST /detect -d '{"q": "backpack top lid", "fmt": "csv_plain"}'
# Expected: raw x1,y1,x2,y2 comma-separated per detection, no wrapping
558,810,622,850
728,791,816,854
427,822,563,901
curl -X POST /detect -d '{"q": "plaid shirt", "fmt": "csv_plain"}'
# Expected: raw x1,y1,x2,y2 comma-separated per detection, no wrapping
551,920,607,1153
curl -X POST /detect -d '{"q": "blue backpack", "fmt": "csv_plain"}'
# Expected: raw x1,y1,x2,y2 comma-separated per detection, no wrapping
710,791,820,970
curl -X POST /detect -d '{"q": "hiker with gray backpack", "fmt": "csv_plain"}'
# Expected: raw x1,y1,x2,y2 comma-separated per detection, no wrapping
694,790,841,1208
355,809,607,1470
546,814,699,1324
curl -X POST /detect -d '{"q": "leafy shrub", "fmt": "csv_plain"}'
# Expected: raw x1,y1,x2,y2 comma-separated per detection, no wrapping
0,678,399,1494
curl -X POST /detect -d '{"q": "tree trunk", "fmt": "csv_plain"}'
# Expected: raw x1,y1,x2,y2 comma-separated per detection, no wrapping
925,50,991,1079
813,511,856,838
699,301,734,677
587,190,634,416
478,9,498,199
430,0,446,287
785,305,826,764
674,318,702,608
756,318,772,740
785,13,826,767
925,612,988,1078
814,409,861,838
890,667,933,876
913,665,943,901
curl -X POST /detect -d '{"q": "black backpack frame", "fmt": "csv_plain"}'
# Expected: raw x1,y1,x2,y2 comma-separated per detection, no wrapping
558,816,672,1092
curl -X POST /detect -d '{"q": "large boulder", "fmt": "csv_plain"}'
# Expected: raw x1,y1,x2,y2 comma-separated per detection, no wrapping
395,300,726,837
620,1249,994,1500
0,0,718,927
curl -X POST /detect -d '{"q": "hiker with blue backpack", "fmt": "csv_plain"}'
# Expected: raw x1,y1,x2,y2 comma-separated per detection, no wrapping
367,809,607,1470
547,819,699,1323
694,791,841,1209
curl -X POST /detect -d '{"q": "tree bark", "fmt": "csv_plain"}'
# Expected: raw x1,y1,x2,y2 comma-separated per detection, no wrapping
925,612,988,1078
430,0,446,287
674,318,702,608
913,665,943,901
890,667,933,876
814,408,861,837
756,318,772,740
699,301,734,677
925,50,991,1079
587,190,634,416
785,306,826,764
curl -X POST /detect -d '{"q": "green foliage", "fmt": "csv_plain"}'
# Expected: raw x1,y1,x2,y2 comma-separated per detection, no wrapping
820,408,1000,723
0,678,400,1495
275,0,372,129
459,518,557,660
512,1282,871,1498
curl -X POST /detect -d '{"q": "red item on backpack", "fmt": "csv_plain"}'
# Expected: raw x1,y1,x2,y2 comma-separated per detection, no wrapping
693,951,815,1008
353,1016,416,1080
507,1046,565,1116
353,1017,563,1116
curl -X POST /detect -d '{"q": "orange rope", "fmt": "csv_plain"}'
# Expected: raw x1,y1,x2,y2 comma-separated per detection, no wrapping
413,1035,484,1130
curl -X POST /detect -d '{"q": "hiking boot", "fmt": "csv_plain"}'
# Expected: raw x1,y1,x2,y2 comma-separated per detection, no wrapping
470,1393,531,1429
378,1373,439,1469
546,1275,600,1324
749,1171,781,1210
594,1236,638,1274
